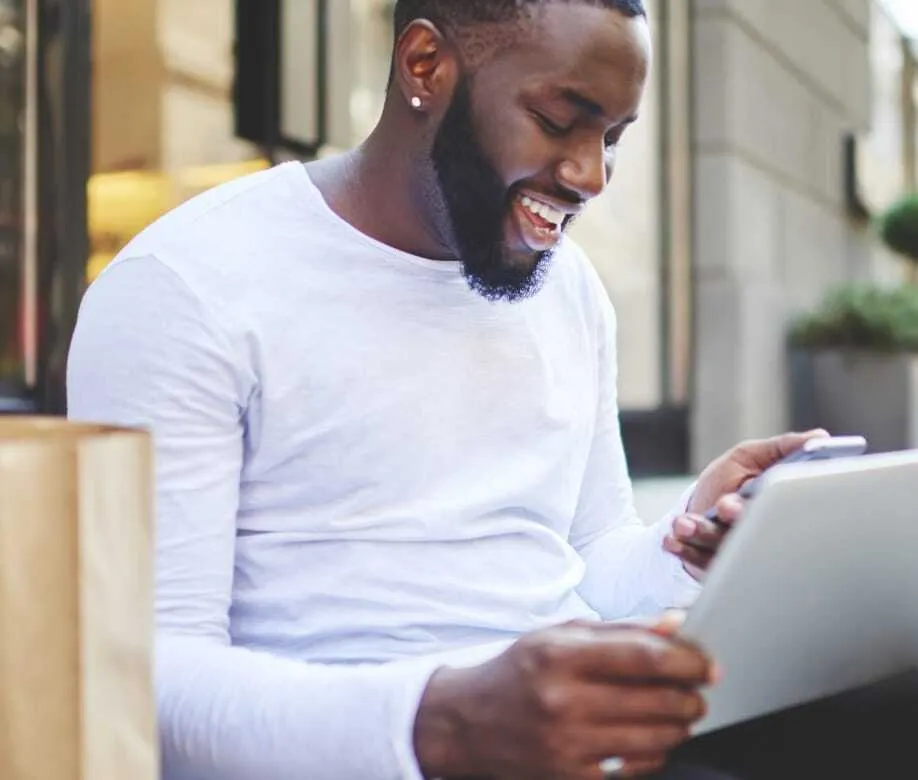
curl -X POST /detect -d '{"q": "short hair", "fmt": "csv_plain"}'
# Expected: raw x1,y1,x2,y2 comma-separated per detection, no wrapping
393,0,647,41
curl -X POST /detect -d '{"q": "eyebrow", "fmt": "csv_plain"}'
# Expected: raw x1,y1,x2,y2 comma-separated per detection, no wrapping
558,87,638,126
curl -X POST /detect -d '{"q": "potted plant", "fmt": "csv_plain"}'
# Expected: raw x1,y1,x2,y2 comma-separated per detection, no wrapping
788,192,918,452
878,192,918,280
788,283,918,452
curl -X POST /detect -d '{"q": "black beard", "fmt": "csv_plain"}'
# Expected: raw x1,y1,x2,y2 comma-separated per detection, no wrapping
431,77,554,303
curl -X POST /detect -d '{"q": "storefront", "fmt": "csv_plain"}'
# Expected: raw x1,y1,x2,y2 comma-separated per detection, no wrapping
0,0,695,474
0,0,90,414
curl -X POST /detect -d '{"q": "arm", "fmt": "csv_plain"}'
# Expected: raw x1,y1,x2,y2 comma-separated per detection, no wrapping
570,284,700,620
67,255,440,780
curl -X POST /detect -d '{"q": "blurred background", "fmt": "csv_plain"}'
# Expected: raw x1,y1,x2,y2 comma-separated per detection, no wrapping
0,0,916,478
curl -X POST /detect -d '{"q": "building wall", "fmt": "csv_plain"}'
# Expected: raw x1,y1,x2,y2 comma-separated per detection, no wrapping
690,0,886,467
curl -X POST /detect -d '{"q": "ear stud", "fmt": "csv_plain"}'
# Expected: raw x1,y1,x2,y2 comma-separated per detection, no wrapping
410,96,423,110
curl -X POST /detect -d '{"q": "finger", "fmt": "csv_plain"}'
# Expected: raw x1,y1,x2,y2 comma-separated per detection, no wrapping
582,722,690,761
583,684,707,724
653,610,687,636
672,514,727,551
615,757,668,778
575,628,714,686
663,535,715,572
585,755,668,779
735,429,829,471
713,493,744,526
608,610,686,638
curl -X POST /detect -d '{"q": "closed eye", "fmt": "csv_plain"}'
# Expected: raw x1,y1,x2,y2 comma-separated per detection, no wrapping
532,111,571,138
604,126,627,149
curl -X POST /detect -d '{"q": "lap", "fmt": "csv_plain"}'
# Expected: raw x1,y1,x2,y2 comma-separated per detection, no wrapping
662,670,918,780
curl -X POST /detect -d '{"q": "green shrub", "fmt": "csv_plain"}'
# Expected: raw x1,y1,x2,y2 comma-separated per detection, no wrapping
789,284,918,352
878,193,918,264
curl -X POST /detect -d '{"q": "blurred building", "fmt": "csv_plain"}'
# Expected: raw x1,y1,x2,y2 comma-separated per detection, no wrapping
0,0,915,474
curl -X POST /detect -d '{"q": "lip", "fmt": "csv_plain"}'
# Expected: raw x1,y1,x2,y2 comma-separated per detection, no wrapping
518,190,581,218
508,191,579,253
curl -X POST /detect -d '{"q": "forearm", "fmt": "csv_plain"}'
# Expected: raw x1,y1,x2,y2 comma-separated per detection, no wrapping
158,635,444,780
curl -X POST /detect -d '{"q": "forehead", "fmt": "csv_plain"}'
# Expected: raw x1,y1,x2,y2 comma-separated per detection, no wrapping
470,4,652,120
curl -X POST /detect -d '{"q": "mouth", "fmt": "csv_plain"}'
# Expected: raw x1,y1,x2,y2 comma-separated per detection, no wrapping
509,191,578,253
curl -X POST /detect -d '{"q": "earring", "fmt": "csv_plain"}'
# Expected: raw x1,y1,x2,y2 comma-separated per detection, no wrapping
410,96,423,110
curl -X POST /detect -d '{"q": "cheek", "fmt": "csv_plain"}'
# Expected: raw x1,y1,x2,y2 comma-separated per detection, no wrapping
473,94,557,184
488,117,559,184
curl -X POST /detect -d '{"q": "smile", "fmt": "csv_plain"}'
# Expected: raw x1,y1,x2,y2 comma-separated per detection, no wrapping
509,191,578,253
519,194,567,228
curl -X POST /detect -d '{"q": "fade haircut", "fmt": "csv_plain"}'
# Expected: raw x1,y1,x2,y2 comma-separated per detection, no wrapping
393,0,646,67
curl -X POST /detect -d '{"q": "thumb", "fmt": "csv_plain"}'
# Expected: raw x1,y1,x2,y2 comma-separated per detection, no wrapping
741,428,829,469
651,610,687,637
773,428,830,458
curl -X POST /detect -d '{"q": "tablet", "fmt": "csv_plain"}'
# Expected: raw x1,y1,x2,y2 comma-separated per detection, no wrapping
680,449,918,735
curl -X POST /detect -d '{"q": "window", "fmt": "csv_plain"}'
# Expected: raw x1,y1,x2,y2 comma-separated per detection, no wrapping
0,0,31,398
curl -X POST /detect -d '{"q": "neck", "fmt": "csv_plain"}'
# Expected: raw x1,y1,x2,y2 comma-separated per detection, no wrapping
309,113,456,262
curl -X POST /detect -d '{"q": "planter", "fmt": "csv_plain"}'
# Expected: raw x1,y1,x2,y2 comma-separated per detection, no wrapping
790,349,918,452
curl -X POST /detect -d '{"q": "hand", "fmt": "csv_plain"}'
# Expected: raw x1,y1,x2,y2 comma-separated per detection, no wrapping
413,617,717,780
663,429,829,579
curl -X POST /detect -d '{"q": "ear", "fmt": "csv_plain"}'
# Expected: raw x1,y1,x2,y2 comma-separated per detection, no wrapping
391,19,460,113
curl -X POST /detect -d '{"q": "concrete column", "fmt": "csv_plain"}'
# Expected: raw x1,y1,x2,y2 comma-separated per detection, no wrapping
690,0,871,467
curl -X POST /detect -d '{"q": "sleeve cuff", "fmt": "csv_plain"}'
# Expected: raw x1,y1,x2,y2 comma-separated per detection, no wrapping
386,657,444,780
654,482,703,609
385,641,514,780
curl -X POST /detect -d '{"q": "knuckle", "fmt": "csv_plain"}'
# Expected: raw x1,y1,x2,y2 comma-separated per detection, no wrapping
659,688,691,717
658,688,704,721
634,639,671,677
633,724,687,754
519,634,568,673
690,691,708,720
736,438,759,454
533,682,573,721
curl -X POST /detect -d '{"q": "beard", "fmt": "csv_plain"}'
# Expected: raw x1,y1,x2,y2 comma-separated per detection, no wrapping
430,76,555,303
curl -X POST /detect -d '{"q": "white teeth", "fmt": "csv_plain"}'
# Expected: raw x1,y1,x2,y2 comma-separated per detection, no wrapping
519,195,564,227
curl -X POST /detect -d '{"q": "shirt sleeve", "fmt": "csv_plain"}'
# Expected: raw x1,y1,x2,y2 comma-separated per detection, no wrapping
66,255,441,780
569,270,701,620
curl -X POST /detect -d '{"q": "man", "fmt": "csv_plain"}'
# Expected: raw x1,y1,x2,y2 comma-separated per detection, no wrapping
67,1,831,778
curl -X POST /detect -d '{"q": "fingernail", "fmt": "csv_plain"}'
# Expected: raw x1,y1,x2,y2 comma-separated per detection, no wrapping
710,663,724,684
663,536,681,554
723,494,744,511
675,517,697,538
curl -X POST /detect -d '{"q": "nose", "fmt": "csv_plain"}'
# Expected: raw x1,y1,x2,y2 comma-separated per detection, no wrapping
556,141,610,201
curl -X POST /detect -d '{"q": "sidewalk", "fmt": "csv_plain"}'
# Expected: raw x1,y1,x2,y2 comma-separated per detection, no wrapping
633,476,693,524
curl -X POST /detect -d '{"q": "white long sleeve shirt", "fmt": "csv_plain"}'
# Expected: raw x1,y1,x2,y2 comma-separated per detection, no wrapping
66,162,700,780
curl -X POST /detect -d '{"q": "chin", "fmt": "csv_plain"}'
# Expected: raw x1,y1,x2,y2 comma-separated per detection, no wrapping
461,247,554,304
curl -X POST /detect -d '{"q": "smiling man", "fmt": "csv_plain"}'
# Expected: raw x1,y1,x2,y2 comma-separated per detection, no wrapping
66,2,824,779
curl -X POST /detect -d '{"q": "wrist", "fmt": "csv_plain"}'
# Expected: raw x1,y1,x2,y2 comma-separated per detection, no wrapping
413,666,479,779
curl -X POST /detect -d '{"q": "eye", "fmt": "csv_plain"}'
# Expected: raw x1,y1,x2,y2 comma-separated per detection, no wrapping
604,126,626,149
532,111,571,138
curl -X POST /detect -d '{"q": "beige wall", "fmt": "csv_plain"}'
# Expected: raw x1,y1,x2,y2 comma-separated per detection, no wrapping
92,0,163,171
689,0,898,467
92,0,259,174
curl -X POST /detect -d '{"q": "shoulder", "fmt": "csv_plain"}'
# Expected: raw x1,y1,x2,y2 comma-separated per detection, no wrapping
96,162,321,323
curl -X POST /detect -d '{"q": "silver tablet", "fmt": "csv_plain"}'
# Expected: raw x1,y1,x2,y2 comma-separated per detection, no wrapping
680,449,918,735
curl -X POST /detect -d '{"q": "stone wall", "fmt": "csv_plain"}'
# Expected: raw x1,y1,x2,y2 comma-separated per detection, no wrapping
691,0,879,466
